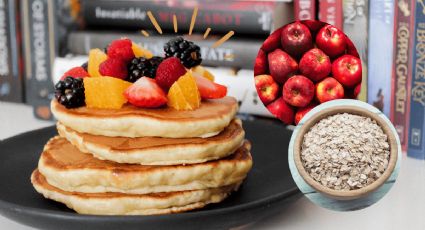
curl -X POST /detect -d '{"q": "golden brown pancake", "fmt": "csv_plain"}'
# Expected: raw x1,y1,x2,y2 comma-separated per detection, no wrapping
57,119,245,165
31,170,240,215
50,97,238,138
38,137,253,194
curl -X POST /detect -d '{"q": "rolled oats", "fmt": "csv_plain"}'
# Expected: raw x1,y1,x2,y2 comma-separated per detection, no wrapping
301,113,390,190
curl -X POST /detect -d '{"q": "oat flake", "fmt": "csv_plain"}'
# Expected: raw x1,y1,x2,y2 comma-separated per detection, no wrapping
301,113,390,190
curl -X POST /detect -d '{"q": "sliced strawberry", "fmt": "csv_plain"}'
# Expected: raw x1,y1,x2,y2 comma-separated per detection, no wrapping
194,75,227,99
60,67,89,80
124,77,167,108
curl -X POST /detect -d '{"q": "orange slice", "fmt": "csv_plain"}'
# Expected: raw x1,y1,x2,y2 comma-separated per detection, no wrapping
132,43,153,59
88,49,108,77
84,76,132,109
167,72,201,110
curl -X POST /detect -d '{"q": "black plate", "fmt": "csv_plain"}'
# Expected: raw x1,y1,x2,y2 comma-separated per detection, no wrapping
0,119,300,230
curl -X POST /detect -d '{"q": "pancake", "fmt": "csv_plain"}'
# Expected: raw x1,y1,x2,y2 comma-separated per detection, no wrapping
57,119,245,165
38,137,253,194
31,170,239,215
50,97,238,138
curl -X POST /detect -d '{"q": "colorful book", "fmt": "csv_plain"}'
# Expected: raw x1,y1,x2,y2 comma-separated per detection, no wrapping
319,0,343,29
67,31,262,69
80,0,292,35
367,0,395,117
342,0,369,102
0,0,24,102
408,0,425,159
21,0,57,120
391,0,414,151
294,0,317,20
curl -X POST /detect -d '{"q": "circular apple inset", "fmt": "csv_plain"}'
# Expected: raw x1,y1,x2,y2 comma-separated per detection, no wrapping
254,20,362,125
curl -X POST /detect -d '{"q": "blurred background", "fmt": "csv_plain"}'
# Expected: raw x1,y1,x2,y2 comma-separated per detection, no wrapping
0,0,423,158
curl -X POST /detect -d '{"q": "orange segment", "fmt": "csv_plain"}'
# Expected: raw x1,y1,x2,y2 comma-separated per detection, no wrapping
84,76,132,109
88,49,108,77
132,43,153,59
191,65,214,81
167,72,201,110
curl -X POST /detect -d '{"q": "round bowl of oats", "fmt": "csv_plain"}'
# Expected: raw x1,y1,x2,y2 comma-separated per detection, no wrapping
293,105,398,200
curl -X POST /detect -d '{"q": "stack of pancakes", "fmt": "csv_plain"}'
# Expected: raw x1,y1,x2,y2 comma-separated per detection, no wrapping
31,97,253,215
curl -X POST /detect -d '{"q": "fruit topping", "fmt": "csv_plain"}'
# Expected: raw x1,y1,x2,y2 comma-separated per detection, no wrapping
155,57,187,89
124,77,167,108
127,56,164,82
88,48,108,77
331,54,362,87
60,67,89,80
164,37,202,68
316,25,346,58
55,77,85,109
132,42,153,59
281,21,313,59
167,72,201,110
99,58,128,79
81,62,88,71
84,77,132,109
315,77,345,103
194,75,227,99
191,65,214,81
254,74,279,105
106,38,135,62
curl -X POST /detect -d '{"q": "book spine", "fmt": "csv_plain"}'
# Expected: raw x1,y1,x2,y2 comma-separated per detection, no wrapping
367,0,395,117
67,31,262,69
391,0,414,151
342,0,369,102
294,0,317,20
80,0,279,35
0,0,24,102
21,0,57,120
319,0,343,29
408,0,425,159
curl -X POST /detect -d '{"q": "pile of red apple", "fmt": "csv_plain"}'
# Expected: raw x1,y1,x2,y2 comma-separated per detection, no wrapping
254,20,362,125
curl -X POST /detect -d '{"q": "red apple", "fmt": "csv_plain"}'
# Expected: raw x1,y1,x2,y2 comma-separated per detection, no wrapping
255,74,280,105
332,54,362,87
268,49,298,84
299,48,331,82
254,49,268,76
281,21,313,59
346,83,362,99
315,77,345,103
261,28,282,52
295,103,317,125
316,25,346,58
282,75,315,107
345,36,360,58
301,20,326,34
267,97,295,125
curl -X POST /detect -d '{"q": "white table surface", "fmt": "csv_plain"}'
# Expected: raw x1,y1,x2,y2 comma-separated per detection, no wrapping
0,101,424,230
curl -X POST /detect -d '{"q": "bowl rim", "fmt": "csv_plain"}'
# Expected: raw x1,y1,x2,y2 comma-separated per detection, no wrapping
293,105,398,200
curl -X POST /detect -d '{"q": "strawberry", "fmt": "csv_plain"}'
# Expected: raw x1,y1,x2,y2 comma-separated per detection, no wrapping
99,58,128,79
261,28,282,52
194,75,227,99
124,77,167,108
60,67,89,80
107,38,135,62
155,57,187,90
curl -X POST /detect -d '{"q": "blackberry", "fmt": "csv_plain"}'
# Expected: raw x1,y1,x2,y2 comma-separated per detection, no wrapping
164,37,202,68
127,56,163,82
81,61,88,71
54,77,85,109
